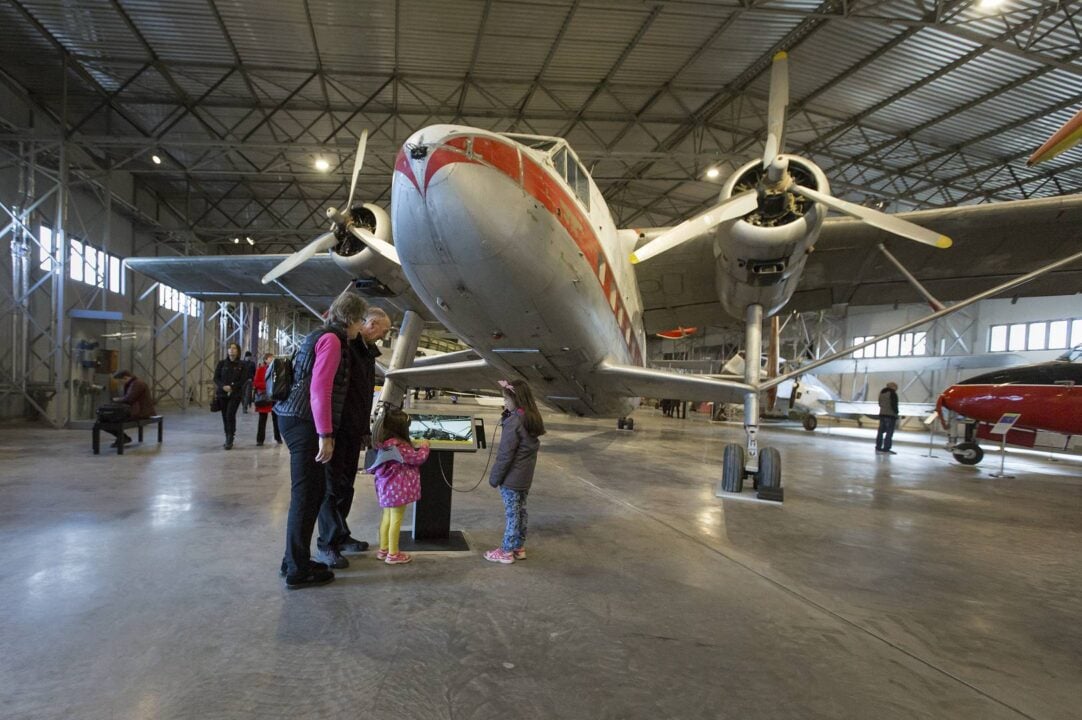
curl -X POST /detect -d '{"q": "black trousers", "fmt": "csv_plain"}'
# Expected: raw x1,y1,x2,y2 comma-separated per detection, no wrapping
256,410,281,444
876,415,897,451
219,394,242,439
317,430,363,552
279,415,329,576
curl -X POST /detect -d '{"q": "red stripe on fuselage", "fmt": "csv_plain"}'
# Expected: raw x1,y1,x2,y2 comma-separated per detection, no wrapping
395,148,420,193
416,134,642,365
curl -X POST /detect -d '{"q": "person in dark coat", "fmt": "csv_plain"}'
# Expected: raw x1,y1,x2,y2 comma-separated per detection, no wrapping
316,306,392,565
105,370,156,448
274,291,369,589
241,351,257,414
213,342,248,450
876,381,900,454
485,379,546,565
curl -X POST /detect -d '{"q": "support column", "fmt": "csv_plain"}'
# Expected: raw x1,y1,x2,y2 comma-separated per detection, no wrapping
743,303,763,471
371,310,424,439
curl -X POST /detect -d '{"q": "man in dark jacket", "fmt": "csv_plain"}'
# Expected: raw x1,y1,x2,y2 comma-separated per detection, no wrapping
876,382,900,454
241,351,257,413
315,306,392,566
107,370,156,447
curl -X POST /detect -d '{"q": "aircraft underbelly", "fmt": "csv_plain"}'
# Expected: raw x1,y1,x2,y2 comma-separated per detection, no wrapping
393,162,636,418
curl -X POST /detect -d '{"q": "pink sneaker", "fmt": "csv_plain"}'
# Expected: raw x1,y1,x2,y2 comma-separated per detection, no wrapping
385,552,412,565
484,548,515,564
376,549,388,561
513,548,526,560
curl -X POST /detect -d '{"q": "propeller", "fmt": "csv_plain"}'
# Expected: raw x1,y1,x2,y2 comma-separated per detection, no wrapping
791,184,952,248
261,130,379,285
763,51,789,181
630,190,758,264
261,231,336,284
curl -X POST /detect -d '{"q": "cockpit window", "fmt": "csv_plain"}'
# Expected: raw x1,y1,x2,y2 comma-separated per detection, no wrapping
501,133,592,212
501,134,558,152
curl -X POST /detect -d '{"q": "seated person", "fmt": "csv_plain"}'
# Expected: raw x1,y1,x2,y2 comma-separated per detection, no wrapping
105,370,156,447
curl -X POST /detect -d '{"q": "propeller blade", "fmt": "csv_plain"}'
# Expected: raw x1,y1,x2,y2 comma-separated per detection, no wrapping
792,184,952,249
345,129,368,212
348,226,400,265
261,231,337,284
630,190,759,264
762,51,789,170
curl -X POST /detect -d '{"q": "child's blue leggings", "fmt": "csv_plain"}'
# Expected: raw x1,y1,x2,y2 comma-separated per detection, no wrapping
500,487,529,551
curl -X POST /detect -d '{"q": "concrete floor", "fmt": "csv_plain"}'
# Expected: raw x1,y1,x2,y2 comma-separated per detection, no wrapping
1,402,1080,720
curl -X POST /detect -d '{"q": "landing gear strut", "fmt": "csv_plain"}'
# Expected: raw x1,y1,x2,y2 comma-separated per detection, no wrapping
718,304,783,502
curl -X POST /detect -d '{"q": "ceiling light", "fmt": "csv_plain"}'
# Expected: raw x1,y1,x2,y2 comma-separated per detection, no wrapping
706,167,720,179
151,154,162,165
979,0,1002,8
233,237,240,244
246,236,255,246
314,158,330,172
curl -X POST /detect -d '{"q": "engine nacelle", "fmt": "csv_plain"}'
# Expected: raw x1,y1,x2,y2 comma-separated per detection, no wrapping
714,155,830,317
329,203,393,278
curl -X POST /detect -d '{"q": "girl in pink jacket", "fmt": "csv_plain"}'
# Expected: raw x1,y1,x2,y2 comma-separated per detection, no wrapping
368,409,430,565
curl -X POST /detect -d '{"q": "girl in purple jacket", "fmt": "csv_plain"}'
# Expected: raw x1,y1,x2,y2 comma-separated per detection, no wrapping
369,409,430,565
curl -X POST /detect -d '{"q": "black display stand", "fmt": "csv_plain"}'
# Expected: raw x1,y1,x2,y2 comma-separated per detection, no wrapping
398,449,470,551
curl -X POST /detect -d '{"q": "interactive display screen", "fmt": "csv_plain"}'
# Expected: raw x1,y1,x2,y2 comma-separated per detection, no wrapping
408,413,477,451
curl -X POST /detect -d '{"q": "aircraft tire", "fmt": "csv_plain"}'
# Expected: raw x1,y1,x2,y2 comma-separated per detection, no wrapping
758,447,782,489
617,417,625,430
721,444,745,493
803,415,818,431
952,442,984,465
625,418,635,431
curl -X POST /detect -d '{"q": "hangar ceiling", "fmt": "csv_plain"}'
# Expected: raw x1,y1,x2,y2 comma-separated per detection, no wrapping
1,0,1080,257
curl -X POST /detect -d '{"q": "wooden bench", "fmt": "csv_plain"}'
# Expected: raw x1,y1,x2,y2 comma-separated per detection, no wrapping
92,415,164,455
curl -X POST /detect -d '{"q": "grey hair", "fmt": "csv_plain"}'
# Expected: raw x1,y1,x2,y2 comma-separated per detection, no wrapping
365,306,391,323
326,291,369,327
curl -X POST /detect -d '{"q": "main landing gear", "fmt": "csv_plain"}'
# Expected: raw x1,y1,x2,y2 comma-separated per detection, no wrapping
617,417,635,431
718,304,784,502
948,421,985,465
802,414,818,431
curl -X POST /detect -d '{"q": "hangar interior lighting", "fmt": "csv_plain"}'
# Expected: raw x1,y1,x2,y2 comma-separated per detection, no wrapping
705,167,720,179
314,157,330,172
151,154,162,165
233,237,240,244
979,0,1003,8
246,237,255,246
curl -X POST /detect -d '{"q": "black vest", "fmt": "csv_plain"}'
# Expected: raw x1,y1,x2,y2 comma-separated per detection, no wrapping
274,325,350,430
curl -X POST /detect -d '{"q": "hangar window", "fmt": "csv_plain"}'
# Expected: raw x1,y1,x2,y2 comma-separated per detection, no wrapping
852,331,926,359
989,319,1079,352
158,283,202,318
53,232,125,295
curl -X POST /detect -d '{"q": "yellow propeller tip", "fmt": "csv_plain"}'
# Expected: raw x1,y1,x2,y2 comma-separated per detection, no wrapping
774,51,788,61
937,236,952,249
629,254,640,265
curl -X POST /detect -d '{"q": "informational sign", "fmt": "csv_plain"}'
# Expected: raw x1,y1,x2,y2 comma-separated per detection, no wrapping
989,412,1022,437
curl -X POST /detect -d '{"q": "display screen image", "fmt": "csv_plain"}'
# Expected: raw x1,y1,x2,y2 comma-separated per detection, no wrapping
408,414,476,450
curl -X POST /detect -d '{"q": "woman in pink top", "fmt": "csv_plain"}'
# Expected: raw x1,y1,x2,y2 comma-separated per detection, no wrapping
367,409,430,565
274,290,369,589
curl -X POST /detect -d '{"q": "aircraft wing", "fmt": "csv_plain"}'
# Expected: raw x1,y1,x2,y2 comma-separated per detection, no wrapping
826,400,937,419
810,352,1028,376
125,255,433,319
635,194,1082,333
383,359,503,394
595,360,752,404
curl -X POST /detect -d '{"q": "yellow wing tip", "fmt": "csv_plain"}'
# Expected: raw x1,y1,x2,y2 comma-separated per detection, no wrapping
937,235,952,249
774,51,788,61
629,253,641,265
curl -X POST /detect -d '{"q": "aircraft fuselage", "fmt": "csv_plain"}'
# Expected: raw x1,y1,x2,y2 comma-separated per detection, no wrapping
392,125,645,418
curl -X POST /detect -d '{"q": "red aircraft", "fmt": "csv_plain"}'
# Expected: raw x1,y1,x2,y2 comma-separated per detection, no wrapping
937,346,1082,464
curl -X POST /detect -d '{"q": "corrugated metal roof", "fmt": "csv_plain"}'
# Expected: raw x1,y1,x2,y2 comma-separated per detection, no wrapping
0,0,1079,236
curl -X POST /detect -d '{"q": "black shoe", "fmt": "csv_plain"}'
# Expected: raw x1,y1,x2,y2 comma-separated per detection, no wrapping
256,441,264,446
276,439,283,445
280,559,329,577
286,567,335,589
340,537,370,553
314,548,349,569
